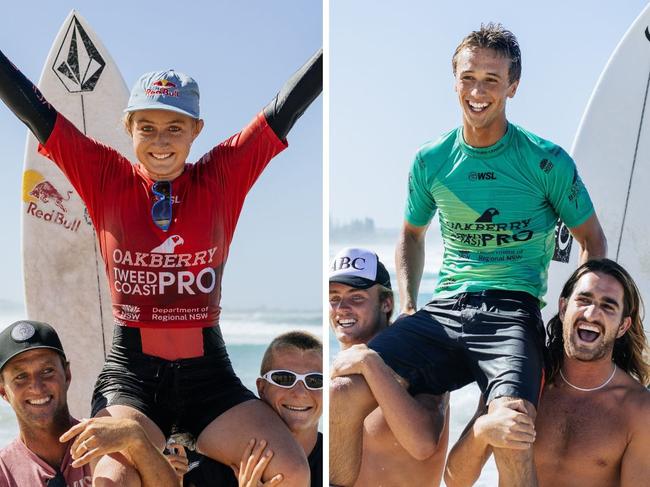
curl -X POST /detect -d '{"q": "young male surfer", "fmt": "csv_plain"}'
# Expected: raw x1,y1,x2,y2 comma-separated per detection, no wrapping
329,248,449,487
329,24,606,487
183,331,323,487
444,259,650,487
0,39,321,486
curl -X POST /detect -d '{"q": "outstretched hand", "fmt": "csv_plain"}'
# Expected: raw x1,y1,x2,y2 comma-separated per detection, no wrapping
234,438,283,487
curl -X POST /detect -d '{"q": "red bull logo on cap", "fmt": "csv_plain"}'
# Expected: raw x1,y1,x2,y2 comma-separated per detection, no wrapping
152,80,177,88
23,170,82,233
146,79,180,98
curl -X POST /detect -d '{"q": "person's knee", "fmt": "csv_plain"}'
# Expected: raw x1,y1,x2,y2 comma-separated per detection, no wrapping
93,453,142,487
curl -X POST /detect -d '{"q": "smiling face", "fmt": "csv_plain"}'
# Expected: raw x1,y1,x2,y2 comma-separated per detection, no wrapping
257,347,322,435
0,349,71,432
329,282,392,349
559,271,632,362
454,47,519,146
129,109,204,181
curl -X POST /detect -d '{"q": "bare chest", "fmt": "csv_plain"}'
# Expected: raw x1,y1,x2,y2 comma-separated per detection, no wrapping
354,407,445,487
535,391,628,486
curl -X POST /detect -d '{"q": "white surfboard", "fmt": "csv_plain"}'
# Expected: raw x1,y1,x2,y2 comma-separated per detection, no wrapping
545,4,650,333
21,11,133,418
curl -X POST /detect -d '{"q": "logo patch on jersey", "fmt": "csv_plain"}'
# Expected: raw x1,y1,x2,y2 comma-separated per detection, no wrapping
151,235,185,254
111,244,220,299
441,209,533,248
117,304,141,322
567,169,581,208
53,15,106,93
468,171,497,181
476,208,500,223
552,220,573,263
539,159,554,173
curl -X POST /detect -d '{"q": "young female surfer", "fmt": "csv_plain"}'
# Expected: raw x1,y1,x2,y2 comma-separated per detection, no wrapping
0,44,322,486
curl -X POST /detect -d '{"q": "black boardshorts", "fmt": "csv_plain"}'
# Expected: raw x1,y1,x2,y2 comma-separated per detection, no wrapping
368,290,546,407
91,329,256,438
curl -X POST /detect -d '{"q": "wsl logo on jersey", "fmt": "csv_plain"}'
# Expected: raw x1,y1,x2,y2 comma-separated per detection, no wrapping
468,171,497,181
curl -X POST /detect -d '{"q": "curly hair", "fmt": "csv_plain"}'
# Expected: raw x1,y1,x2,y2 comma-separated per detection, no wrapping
546,259,649,386
452,22,522,84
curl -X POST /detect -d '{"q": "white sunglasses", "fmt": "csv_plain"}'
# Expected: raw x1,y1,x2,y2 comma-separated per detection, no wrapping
260,370,323,390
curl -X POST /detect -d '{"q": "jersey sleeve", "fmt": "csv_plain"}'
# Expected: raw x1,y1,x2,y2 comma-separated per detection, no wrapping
405,151,437,226
199,111,287,229
37,113,130,222
543,148,594,228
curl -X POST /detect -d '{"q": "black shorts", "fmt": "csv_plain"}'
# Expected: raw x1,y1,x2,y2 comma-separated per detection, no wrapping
368,290,545,406
91,336,256,438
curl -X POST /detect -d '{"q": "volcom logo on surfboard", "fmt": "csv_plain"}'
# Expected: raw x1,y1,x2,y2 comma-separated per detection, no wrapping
52,15,106,93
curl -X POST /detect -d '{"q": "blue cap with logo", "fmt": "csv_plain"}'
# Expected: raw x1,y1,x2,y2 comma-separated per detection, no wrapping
125,69,200,119
329,247,392,290
0,321,66,371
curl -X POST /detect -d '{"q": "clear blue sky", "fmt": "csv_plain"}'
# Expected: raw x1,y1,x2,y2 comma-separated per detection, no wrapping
330,0,649,227
0,2,322,312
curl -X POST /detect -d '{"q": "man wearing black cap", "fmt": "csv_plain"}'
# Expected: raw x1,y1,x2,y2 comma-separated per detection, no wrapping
0,320,178,487
329,248,449,487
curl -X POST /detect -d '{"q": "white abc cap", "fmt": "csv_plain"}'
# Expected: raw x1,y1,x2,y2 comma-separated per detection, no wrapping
329,247,391,289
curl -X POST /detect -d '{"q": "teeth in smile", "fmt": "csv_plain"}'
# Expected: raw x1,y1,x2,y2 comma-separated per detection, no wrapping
338,319,356,328
27,396,51,405
284,405,310,411
151,153,172,160
577,323,600,333
469,101,489,111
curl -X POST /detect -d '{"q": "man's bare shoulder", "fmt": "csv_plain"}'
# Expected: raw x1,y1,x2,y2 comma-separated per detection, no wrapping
620,375,650,428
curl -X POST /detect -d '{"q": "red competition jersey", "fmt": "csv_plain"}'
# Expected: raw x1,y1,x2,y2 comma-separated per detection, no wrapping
38,112,286,358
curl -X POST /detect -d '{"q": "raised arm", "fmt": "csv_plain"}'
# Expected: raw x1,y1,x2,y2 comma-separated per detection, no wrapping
0,49,57,144
263,48,322,141
569,213,607,263
332,344,448,460
395,221,429,315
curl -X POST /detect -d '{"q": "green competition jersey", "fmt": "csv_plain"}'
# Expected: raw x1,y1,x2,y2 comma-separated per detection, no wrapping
406,123,594,303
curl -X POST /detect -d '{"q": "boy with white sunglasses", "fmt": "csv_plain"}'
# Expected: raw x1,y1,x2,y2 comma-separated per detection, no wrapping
183,331,323,487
